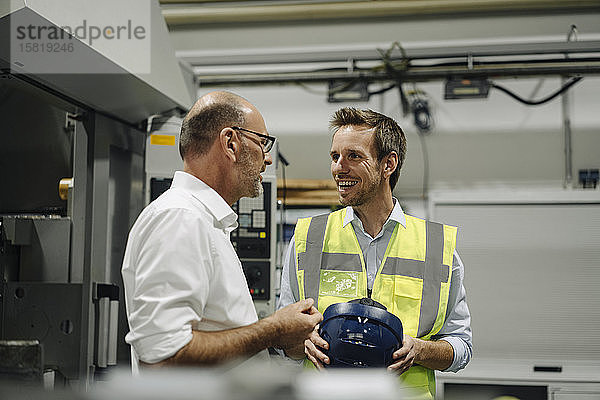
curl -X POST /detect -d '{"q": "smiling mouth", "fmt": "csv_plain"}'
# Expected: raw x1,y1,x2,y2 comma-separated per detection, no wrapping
337,180,358,190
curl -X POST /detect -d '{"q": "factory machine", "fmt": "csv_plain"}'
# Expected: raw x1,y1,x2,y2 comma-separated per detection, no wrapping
0,1,193,388
145,117,278,318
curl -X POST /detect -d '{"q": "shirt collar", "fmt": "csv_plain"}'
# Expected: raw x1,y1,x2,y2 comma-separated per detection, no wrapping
342,197,406,229
171,171,238,232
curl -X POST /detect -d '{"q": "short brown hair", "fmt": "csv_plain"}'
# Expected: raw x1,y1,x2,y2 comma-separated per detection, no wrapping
330,107,406,191
179,101,246,159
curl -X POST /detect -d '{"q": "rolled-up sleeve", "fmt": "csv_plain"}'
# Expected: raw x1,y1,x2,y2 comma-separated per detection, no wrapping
432,250,473,372
277,237,299,310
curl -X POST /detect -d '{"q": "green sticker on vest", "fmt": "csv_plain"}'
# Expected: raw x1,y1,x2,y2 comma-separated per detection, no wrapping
319,271,359,297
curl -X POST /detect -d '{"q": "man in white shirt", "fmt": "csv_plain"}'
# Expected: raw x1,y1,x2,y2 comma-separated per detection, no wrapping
122,91,322,372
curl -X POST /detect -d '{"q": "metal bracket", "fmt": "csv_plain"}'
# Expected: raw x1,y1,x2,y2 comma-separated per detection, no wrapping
93,283,119,368
65,112,84,132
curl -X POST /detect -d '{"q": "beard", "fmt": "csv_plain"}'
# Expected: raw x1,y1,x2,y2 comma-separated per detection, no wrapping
236,143,263,198
338,170,382,207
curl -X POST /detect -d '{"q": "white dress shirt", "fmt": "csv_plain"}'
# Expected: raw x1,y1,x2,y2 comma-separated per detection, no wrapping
122,171,262,373
278,200,472,372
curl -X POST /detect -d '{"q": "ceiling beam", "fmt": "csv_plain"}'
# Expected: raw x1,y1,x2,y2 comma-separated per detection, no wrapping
179,40,600,67
161,0,600,25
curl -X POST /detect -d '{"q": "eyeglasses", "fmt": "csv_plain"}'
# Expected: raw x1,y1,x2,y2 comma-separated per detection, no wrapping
231,126,276,153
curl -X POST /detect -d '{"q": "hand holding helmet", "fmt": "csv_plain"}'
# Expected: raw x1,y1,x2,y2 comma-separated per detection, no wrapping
312,298,404,368
387,333,422,374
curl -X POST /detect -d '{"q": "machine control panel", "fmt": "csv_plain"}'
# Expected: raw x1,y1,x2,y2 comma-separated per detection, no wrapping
241,261,270,301
231,182,271,259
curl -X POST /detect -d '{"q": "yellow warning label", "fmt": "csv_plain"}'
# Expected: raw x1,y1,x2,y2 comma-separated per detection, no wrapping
259,232,266,239
150,134,176,146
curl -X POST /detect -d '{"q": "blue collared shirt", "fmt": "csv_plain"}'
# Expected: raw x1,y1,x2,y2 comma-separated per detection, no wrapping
343,200,406,289
277,199,473,372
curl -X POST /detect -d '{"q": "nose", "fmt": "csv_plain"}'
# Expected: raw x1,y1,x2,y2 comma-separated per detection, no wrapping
331,156,346,175
264,151,273,165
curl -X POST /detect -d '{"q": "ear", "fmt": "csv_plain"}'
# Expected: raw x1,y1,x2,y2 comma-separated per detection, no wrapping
382,151,398,180
219,127,240,162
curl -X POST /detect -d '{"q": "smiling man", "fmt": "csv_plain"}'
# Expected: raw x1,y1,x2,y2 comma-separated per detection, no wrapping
122,91,322,373
277,108,472,399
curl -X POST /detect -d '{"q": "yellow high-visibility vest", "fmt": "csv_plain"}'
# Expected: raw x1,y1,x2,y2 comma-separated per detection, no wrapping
294,208,457,400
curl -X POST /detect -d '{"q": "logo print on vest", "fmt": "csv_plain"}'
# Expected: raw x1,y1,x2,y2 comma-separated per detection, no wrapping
320,271,359,297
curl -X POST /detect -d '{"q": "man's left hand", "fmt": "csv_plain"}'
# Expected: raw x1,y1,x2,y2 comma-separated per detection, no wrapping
387,334,423,375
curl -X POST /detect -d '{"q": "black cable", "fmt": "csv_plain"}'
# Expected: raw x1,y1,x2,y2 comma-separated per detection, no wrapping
278,151,289,240
396,84,410,117
278,152,290,167
279,154,288,210
412,98,433,133
327,79,362,95
417,131,430,205
377,42,411,116
368,83,396,96
409,87,431,212
491,76,583,106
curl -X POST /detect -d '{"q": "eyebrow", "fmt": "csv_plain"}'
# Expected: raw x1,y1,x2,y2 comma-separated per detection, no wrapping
330,149,367,160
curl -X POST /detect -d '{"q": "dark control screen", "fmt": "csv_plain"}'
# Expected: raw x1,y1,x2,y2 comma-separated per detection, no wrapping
150,177,173,202
231,182,271,259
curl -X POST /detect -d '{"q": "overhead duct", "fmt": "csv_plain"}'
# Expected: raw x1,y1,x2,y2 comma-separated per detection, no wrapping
160,0,600,25
1,0,193,125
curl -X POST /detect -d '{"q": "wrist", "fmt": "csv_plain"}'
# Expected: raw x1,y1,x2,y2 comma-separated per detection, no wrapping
283,342,306,359
413,337,426,363
259,314,282,348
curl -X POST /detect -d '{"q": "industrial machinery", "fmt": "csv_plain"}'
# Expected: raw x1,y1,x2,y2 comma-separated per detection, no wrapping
0,0,192,388
145,118,279,318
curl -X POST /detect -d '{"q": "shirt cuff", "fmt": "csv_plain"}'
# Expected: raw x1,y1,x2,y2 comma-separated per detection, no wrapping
438,336,471,373
130,325,194,364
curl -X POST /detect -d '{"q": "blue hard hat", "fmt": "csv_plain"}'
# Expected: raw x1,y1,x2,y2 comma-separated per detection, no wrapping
319,298,403,368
